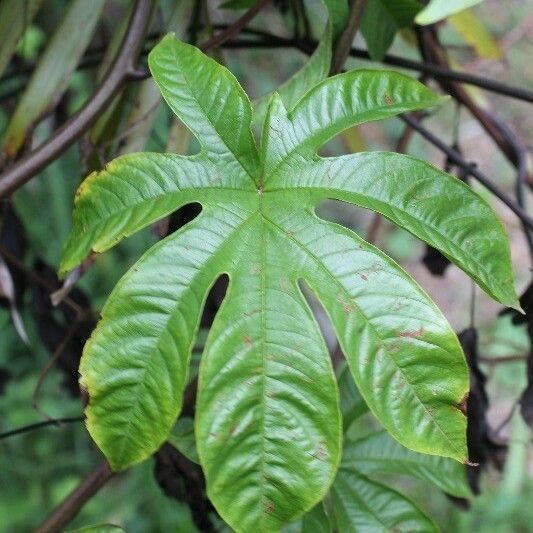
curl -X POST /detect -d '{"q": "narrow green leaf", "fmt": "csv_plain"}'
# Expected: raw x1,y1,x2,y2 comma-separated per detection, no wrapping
331,470,437,532
380,0,422,26
2,0,105,158
148,34,259,181
117,79,162,155
220,0,256,8
63,36,516,530
0,0,43,78
415,0,483,25
361,0,421,60
67,526,123,533
344,430,472,497
90,3,141,147
322,0,349,37
448,9,502,59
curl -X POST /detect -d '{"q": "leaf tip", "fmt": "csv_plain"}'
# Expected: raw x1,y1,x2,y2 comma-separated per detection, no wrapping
501,293,523,314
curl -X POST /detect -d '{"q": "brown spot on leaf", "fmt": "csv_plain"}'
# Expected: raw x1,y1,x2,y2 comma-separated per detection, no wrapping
384,93,396,105
360,274,368,281
243,334,253,346
264,500,275,513
458,392,469,415
314,445,327,461
336,295,354,313
399,327,425,338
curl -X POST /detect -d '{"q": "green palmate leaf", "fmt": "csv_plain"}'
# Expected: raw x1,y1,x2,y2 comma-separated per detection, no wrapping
263,89,517,308
343,430,472,498
62,34,518,531
148,37,259,179
331,470,437,532
415,0,483,25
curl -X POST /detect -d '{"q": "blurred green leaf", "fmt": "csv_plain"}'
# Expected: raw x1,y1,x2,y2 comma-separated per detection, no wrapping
2,0,105,158
331,470,437,532
220,0,256,8
361,0,421,60
322,0,349,37
68,525,124,533
301,502,331,532
343,430,472,498
15,25,46,62
361,0,397,61
0,0,43,77
168,417,199,464
449,9,503,59
415,0,483,25
117,80,161,155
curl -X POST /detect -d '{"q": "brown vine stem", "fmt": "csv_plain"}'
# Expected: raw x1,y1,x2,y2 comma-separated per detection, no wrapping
420,28,524,170
200,0,271,52
0,0,154,199
330,0,367,75
31,316,83,420
35,461,115,533
220,31,533,103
